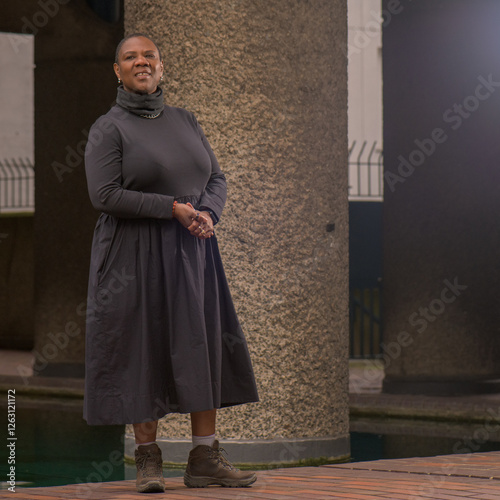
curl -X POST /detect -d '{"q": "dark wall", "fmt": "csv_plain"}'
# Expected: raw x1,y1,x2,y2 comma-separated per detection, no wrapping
382,0,500,393
0,217,34,349
1,1,123,375
349,201,383,289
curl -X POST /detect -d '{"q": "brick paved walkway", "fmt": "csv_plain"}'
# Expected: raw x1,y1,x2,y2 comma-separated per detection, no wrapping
4,356,500,498
9,451,500,499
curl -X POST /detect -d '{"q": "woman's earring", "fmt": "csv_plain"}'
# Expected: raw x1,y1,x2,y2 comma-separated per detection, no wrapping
118,78,121,84
160,75,163,81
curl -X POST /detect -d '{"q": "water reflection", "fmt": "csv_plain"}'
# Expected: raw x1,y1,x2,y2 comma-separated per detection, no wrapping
3,397,500,488
0,395,123,488
351,417,500,462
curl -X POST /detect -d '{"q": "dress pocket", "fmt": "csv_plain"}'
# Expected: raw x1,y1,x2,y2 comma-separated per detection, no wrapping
92,214,119,285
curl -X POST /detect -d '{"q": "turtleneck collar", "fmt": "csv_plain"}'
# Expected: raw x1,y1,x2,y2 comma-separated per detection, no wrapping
116,85,164,118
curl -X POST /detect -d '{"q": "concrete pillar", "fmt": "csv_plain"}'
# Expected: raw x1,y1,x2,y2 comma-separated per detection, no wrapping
0,1,123,377
382,0,500,394
124,0,349,464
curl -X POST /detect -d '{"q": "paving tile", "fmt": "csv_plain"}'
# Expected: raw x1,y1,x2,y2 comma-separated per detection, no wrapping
328,451,500,481
0,495,59,500
13,451,500,500
468,495,500,500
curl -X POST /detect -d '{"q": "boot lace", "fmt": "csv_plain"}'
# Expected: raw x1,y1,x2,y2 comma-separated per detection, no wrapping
209,446,237,471
136,450,162,477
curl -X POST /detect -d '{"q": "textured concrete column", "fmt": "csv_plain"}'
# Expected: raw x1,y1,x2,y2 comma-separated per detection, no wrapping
382,0,500,395
125,0,349,463
0,1,123,377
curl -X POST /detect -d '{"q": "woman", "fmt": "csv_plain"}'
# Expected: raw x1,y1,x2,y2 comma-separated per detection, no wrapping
83,33,259,493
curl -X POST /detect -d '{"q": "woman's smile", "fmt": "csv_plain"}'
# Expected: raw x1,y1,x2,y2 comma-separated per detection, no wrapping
114,36,163,94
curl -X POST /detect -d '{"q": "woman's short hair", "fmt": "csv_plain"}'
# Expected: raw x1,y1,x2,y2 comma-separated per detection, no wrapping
115,33,162,63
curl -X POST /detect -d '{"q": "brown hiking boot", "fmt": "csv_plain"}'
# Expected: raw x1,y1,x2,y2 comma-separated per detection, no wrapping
134,443,165,493
184,440,257,488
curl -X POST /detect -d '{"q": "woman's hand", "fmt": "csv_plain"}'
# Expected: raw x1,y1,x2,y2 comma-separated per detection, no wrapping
193,211,214,239
173,203,214,239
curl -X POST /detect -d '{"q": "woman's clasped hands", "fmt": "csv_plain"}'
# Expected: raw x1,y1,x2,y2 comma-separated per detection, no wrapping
174,202,214,239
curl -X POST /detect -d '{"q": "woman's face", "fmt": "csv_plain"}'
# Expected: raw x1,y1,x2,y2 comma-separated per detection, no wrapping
114,36,163,95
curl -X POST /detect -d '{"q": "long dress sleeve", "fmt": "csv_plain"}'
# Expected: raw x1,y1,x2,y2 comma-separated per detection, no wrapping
85,116,174,219
195,118,227,224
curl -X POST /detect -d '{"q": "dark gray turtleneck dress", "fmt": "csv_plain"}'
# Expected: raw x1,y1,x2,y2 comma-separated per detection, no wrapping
83,92,259,425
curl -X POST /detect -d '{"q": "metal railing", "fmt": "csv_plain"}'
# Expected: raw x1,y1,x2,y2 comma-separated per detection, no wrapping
348,140,383,200
0,158,35,214
350,286,382,359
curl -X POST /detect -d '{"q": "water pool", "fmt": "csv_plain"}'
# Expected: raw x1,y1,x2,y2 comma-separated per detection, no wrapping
3,398,500,490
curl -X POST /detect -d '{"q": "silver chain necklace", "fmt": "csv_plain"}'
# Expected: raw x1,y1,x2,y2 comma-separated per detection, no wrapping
140,111,162,119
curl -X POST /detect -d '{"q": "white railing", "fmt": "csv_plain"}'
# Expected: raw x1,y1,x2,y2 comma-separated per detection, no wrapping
0,158,35,214
348,140,383,201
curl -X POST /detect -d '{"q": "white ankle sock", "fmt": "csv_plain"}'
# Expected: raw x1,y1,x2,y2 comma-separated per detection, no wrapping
135,440,155,450
192,433,216,448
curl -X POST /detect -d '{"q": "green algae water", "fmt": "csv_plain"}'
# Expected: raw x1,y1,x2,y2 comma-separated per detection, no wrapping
0,395,183,491
0,396,125,489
